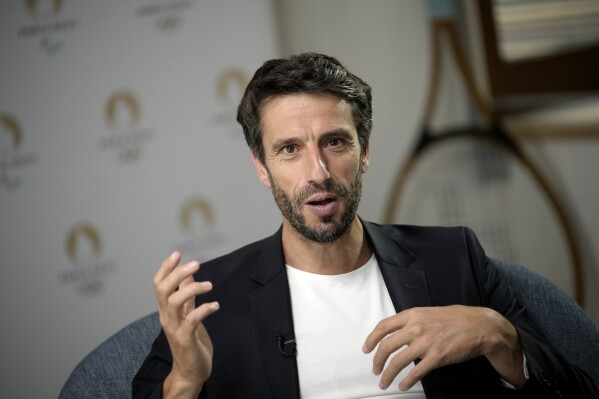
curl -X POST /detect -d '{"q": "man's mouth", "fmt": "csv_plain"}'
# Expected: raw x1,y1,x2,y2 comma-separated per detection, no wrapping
305,194,338,216
305,193,338,205
307,197,335,206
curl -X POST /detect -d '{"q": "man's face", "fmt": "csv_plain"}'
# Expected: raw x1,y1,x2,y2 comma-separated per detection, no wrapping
252,93,369,243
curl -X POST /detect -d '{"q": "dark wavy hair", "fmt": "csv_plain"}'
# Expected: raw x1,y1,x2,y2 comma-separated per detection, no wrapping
237,52,372,163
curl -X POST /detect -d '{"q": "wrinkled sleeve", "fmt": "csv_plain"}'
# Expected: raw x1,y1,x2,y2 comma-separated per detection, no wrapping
132,329,171,399
463,226,599,398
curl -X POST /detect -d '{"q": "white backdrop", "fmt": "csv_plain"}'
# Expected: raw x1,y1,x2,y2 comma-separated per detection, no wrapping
0,1,280,397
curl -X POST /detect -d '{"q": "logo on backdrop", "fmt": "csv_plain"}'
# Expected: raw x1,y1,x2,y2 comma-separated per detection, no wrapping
0,113,39,193
136,0,197,33
173,196,228,262
58,222,117,297
98,89,155,163
17,0,80,56
25,0,63,17
208,67,248,137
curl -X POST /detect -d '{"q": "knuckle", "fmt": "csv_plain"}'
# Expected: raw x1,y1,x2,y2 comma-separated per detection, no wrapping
407,307,425,321
187,305,211,325
408,323,423,336
410,367,424,381
153,272,168,287
167,294,179,307
436,347,450,364
193,282,207,294
159,258,172,272
389,354,403,369
404,307,417,317
159,258,168,269
155,284,168,299
198,302,213,313
379,337,393,354
375,319,388,332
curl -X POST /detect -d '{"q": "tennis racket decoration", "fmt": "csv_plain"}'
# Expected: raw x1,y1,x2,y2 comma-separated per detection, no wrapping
383,0,584,305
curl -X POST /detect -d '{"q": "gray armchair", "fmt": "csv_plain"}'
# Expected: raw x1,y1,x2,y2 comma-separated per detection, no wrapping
58,259,599,398
59,311,160,399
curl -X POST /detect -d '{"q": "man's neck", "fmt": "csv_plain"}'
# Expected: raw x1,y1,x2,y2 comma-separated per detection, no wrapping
281,218,373,275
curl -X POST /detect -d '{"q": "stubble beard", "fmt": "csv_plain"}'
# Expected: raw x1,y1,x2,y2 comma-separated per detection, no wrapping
269,170,363,244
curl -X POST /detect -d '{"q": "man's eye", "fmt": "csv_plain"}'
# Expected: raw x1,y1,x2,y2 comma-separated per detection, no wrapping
328,138,344,147
282,145,296,154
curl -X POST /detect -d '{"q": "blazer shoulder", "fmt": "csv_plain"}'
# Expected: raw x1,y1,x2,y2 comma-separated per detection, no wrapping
196,227,283,281
367,221,478,247
204,237,266,266
364,221,487,271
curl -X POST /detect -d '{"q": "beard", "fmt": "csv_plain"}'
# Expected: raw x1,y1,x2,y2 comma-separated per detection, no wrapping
268,170,363,244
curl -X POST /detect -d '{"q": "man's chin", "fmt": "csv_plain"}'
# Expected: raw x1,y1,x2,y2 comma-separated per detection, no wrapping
292,220,350,244
303,209,341,225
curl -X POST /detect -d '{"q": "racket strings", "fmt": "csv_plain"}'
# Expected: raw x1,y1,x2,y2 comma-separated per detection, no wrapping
392,136,574,297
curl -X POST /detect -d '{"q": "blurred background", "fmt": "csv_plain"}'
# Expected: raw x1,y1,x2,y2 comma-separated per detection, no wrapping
1,0,598,397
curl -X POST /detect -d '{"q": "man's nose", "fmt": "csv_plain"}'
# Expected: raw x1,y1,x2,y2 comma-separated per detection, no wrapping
307,149,330,183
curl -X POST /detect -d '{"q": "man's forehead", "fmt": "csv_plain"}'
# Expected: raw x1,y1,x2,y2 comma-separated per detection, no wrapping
259,93,354,136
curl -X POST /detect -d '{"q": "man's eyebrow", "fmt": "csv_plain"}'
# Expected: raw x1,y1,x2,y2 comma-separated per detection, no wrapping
319,128,353,141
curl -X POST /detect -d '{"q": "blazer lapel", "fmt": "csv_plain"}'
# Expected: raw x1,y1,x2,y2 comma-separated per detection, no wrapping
363,221,431,310
363,222,446,399
249,228,300,399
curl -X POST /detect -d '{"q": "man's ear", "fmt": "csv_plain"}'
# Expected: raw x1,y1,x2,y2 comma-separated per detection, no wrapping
360,142,370,173
251,151,272,188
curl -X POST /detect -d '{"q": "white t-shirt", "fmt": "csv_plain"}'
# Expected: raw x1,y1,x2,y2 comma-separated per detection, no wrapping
286,255,425,399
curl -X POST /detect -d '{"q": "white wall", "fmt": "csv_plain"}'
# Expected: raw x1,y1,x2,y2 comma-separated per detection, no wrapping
0,1,279,397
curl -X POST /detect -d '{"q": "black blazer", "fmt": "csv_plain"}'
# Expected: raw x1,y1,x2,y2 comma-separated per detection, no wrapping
133,221,599,398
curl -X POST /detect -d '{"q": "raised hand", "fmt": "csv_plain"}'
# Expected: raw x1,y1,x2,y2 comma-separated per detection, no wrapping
153,251,220,398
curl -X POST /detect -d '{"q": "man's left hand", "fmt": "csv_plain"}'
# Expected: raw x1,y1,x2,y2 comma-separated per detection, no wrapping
362,305,525,391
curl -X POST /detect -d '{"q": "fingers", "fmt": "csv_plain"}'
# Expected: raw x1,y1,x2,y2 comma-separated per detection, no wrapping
398,357,435,391
168,280,213,317
180,274,198,316
377,344,419,390
153,251,216,332
152,252,219,391
154,252,199,308
153,251,181,284
369,306,493,391
372,334,410,375
363,312,407,354
180,301,220,337
374,340,439,392
158,264,199,321
364,309,428,391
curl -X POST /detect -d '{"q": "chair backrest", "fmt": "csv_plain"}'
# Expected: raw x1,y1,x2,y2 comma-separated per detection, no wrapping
58,259,599,397
492,258,599,385
58,312,160,399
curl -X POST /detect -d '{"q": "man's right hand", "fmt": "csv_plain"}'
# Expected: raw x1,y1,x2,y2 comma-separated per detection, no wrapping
153,251,220,398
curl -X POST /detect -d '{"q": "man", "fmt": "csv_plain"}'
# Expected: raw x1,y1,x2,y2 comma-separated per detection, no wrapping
133,53,598,398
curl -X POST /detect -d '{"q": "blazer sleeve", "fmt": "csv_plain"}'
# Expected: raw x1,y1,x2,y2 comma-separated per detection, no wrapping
464,227,599,398
132,329,208,399
132,329,171,399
